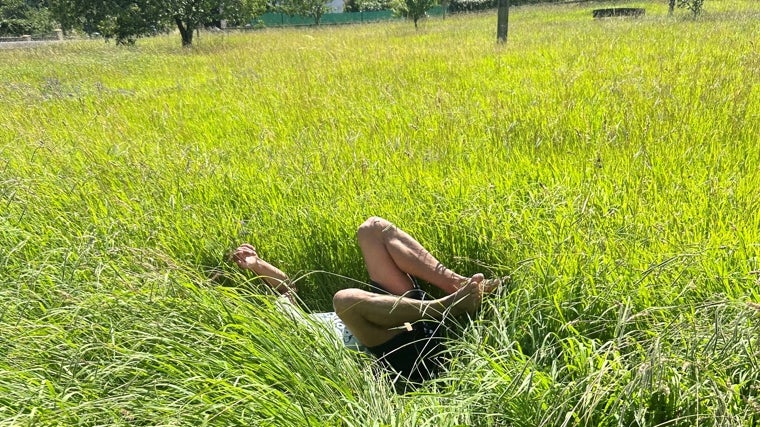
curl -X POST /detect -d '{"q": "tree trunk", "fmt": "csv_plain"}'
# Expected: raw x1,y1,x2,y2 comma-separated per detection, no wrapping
496,0,509,43
176,18,193,47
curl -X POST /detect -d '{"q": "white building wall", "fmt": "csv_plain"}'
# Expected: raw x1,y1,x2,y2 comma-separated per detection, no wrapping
327,0,345,12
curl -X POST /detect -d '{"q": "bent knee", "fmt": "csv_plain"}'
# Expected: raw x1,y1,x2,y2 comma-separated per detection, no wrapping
357,216,391,242
333,288,368,315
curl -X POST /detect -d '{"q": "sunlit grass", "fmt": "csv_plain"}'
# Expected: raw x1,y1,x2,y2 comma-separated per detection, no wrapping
1,0,759,424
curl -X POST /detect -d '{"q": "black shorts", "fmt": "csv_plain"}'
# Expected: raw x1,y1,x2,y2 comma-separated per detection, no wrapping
366,279,448,386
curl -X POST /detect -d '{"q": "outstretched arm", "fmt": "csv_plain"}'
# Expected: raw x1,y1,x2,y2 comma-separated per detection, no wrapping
232,244,296,296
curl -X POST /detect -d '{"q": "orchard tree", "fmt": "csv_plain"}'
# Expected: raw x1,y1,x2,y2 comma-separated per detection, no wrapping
392,0,434,28
97,0,164,44
159,0,265,46
301,0,329,24
56,0,168,44
49,0,84,34
669,0,705,16
678,0,705,17
163,0,223,46
344,0,392,12
59,0,264,46
0,0,54,36
496,0,508,43
275,0,330,24
152,0,265,45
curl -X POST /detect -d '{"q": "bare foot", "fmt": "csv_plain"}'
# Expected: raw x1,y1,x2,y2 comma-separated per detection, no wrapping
446,273,503,315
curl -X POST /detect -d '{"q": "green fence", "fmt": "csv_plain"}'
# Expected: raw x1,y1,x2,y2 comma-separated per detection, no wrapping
259,6,445,27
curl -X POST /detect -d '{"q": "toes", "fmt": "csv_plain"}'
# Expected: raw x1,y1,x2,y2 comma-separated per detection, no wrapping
482,276,508,293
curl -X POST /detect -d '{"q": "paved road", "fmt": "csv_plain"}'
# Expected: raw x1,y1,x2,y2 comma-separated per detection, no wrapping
0,40,62,49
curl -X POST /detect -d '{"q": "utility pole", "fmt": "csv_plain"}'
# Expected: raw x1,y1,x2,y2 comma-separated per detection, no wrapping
497,0,509,43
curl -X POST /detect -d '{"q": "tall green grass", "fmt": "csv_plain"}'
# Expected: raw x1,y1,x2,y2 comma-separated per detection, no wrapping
1,0,759,424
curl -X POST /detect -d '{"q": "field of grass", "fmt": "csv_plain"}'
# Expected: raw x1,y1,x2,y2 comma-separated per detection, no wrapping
1,0,759,424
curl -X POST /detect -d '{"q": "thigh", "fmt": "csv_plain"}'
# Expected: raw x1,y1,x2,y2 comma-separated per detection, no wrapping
358,232,415,296
342,315,404,348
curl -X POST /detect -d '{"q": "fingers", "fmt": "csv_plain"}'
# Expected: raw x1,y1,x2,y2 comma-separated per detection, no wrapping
234,244,256,255
231,243,258,267
235,244,256,256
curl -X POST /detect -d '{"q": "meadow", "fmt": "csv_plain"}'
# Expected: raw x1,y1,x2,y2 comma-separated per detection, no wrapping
1,0,759,424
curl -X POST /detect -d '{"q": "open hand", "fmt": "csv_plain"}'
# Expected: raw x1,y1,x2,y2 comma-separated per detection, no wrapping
232,244,259,270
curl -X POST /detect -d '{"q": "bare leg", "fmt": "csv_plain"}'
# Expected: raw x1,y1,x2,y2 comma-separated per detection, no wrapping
232,244,297,302
334,274,502,347
357,216,468,295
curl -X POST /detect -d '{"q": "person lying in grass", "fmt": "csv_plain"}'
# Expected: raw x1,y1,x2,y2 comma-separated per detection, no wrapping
231,216,503,387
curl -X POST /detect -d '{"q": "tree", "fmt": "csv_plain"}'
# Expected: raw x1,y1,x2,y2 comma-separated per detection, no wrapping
344,0,392,12
275,0,330,24
52,0,168,44
160,0,265,46
49,0,83,35
163,0,221,46
57,0,264,46
678,0,704,17
392,0,434,29
496,0,508,43
98,0,164,44
303,0,330,24
0,0,54,36
447,0,495,13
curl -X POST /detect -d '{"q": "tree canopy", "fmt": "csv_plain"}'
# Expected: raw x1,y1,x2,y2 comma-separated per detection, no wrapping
2,0,340,44
0,0,54,36
391,0,434,28
272,0,332,25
